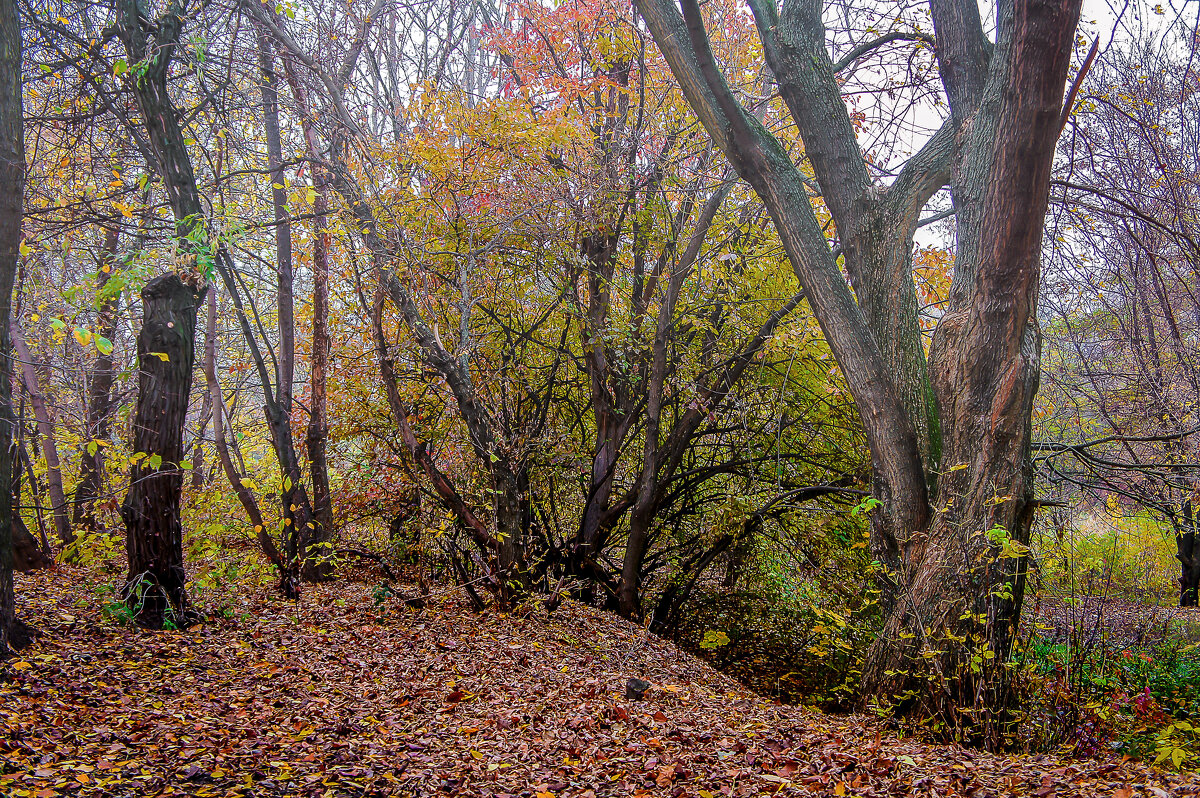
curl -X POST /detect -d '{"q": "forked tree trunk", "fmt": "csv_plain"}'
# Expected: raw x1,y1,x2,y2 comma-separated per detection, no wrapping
255,27,330,582
121,274,204,628
634,0,1080,745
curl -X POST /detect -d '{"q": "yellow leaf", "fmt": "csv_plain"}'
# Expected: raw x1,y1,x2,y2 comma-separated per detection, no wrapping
834,781,847,796
147,352,170,362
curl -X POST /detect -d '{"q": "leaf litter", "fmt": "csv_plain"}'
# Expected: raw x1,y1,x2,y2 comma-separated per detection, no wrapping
1,567,1196,797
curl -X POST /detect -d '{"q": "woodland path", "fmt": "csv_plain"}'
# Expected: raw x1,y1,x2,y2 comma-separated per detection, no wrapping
1,567,1196,797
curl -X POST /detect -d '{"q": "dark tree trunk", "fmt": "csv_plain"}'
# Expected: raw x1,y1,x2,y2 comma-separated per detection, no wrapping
73,227,122,531
10,403,49,572
121,274,205,628
1179,503,1199,607
0,0,32,653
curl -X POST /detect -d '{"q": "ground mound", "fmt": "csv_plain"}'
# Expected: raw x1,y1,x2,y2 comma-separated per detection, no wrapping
1,568,1196,797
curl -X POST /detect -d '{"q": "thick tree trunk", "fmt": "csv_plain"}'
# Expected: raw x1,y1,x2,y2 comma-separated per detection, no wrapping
73,227,122,531
121,274,204,628
635,0,1079,744
858,0,1079,744
0,0,29,653
11,325,73,548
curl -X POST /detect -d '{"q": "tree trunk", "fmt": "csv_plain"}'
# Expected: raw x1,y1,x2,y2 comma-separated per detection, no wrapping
1179,504,1199,607
635,0,1080,744
0,0,29,653
201,287,291,591
11,324,73,548
121,274,205,628
305,156,335,561
256,27,331,583
73,227,122,531
858,0,1079,744
280,53,337,560
189,386,210,489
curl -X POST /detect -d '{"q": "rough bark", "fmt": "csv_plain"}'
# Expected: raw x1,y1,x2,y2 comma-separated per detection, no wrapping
305,145,335,558
121,274,205,628
635,0,1081,742
0,0,32,653
862,0,1079,741
115,0,209,626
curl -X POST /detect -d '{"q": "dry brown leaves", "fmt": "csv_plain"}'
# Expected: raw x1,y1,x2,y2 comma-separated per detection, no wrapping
1,567,1197,797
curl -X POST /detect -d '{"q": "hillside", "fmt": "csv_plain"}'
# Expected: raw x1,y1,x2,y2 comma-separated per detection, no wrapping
1,567,1196,798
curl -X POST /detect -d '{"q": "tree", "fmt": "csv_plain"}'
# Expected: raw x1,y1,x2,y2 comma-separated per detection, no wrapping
113,0,214,625
1040,24,1200,606
634,0,1081,741
0,0,33,652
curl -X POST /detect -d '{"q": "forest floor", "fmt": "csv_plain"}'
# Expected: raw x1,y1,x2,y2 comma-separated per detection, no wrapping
2,566,1197,798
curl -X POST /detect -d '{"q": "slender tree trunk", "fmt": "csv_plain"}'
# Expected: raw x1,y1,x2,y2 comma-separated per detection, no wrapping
305,152,335,557
11,322,72,547
120,274,205,628
190,387,210,489
9,413,49,571
201,287,290,589
280,53,337,557
19,429,48,550
256,27,330,582
72,227,121,531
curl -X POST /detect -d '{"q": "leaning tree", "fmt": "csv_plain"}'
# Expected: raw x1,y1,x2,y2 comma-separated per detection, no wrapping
634,0,1081,743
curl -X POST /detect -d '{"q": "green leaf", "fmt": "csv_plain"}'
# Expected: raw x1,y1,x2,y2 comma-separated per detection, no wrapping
95,336,114,355
147,454,163,470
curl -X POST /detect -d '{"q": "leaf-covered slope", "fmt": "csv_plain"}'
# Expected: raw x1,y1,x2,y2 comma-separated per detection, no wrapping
1,569,1194,797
